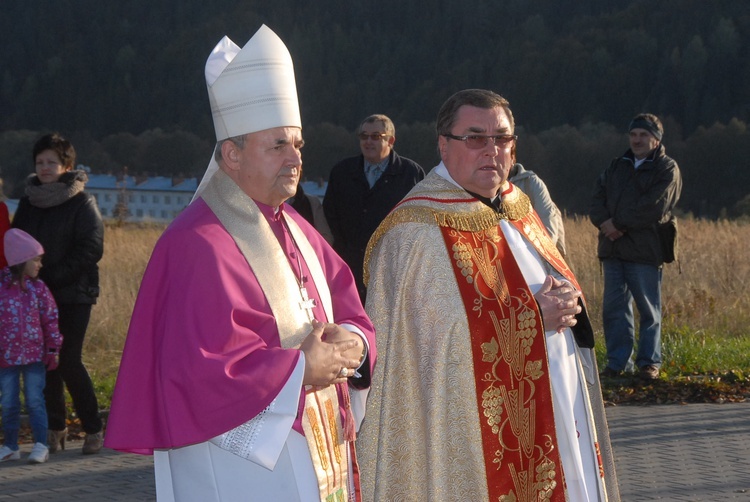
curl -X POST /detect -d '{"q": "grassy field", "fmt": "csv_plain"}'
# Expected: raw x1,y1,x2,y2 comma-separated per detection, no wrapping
83,217,750,412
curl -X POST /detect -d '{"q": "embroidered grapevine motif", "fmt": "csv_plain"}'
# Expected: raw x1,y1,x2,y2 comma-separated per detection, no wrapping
451,240,474,284
443,223,566,501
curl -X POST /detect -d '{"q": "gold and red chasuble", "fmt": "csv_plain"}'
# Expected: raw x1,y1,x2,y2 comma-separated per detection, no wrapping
439,221,566,501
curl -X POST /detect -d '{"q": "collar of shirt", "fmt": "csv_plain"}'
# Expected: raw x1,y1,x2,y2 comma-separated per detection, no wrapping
434,162,501,210
364,157,389,175
255,198,283,220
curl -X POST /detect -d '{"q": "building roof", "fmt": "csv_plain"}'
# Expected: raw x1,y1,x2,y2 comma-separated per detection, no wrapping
86,174,198,192
86,174,327,197
299,180,327,199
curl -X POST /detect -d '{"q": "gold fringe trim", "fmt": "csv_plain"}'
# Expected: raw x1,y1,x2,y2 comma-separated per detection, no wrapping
497,188,533,221
364,189,532,286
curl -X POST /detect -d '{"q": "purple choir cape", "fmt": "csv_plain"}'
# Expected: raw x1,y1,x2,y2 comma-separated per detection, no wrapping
105,190,375,455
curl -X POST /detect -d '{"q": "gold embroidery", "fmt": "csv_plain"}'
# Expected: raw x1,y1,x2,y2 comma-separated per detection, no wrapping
497,187,533,221
364,204,498,285
451,240,475,284
522,221,563,263
480,337,499,363
481,386,504,434
364,179,534,286
448,222,564,500
306,406,329,470
325,399,342,465
525,360,544,380
301,386,350,501
535,458,558,499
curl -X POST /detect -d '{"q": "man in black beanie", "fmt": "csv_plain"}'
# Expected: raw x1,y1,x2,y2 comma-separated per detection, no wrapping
590,113,682,380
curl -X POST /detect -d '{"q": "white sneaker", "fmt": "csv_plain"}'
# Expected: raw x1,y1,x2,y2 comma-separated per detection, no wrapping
28,443,49,464
0,445,21,462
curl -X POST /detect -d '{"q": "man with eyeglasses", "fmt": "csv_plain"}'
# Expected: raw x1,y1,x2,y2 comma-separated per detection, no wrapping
324,114,424,303
358,89,620,501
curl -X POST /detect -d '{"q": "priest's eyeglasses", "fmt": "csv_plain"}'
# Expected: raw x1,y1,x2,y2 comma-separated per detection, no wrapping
443,133,518,149
359,133,389,141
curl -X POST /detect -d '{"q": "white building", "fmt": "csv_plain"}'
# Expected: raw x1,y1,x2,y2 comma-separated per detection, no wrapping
86,173,328,223
86,174,198,222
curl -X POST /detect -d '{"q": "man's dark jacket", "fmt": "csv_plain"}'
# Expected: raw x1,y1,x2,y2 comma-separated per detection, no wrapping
589,143,682,266
324,150,424,300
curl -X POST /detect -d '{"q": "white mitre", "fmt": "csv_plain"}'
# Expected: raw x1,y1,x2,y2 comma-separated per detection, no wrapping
192,25,301,200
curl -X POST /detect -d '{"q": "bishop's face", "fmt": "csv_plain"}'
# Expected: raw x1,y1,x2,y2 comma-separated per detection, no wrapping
438,105,515,199
232,126,305,207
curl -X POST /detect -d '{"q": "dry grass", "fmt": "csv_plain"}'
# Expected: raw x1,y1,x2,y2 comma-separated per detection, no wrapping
83,217,750,408
565,215,750,338
86,223,165,385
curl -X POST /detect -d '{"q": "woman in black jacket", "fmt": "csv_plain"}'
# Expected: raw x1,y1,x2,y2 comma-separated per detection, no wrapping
13,133,104,454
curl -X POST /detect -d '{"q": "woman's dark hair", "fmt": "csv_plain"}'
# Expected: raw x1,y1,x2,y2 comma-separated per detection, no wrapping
32,133,76,170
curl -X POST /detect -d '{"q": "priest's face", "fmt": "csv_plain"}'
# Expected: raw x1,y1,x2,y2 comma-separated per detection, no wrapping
438,105,515,199
232,126,304,207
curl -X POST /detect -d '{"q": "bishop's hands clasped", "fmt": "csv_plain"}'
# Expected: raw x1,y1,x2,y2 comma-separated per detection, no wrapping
299,319,365,387
534,275,583,333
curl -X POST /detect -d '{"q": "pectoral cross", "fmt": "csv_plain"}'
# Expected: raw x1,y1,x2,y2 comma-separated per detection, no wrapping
299,286,317,321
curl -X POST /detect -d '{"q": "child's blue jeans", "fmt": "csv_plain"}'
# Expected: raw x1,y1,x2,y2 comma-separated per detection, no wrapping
0,362,48,449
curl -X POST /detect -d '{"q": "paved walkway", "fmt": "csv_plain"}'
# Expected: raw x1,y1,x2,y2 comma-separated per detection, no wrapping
1,402,749,501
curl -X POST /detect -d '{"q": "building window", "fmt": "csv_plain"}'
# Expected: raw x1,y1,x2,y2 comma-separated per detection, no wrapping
101,208,108,216
141,195,146,203
136,209,143,217
177,196,184,204
104,193,111,202
129,194,134,203
153,195,159,203
165,195,171,204
161,210,168,219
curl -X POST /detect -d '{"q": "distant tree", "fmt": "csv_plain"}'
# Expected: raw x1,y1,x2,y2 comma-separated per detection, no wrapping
393,121,440,172
529,122,622,215
0,130,39,198
102,132,143,171
135,129,211,177
735,194,750,220
300,122,353,181
673,118,750,218
112,166,131,227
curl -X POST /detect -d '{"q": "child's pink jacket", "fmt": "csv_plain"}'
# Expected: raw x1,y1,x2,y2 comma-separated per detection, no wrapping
0,268,62,367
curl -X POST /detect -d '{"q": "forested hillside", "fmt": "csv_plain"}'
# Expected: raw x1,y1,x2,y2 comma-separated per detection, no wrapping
1,0,749,217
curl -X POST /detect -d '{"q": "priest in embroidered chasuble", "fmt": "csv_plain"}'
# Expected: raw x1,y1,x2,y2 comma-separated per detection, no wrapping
105,26,376,502
358,89,619,502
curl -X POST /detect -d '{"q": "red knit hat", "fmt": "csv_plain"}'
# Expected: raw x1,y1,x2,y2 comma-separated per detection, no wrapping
4,229,44,266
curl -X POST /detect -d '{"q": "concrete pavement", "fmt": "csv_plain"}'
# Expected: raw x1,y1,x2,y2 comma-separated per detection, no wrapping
1,402,749,501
